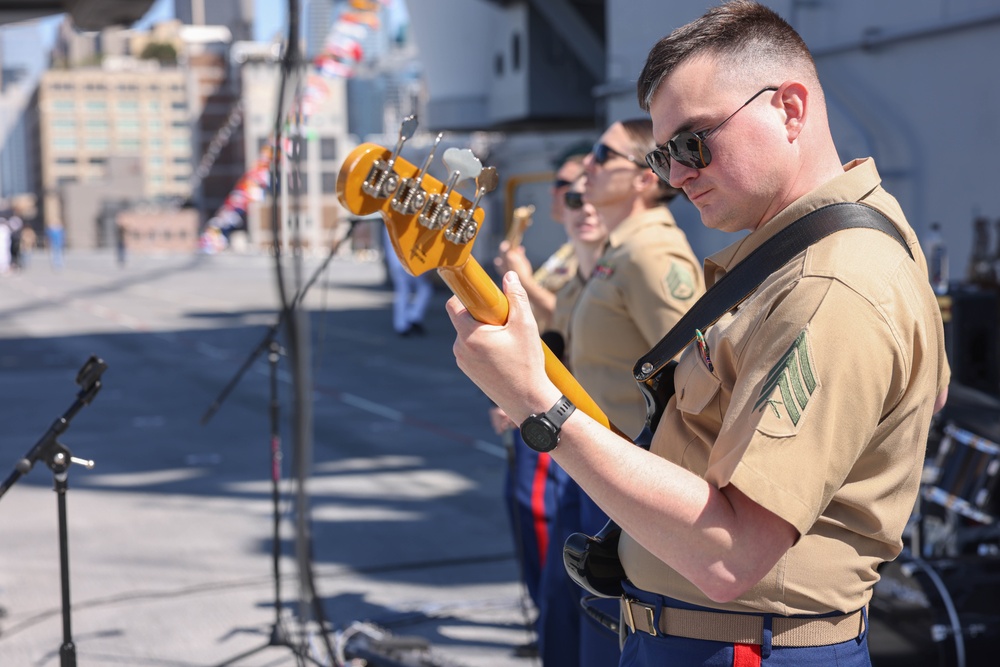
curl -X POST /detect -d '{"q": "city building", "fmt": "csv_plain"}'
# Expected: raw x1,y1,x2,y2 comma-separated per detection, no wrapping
0,66,38,205
180,24,247,228
36,45,193,248
236,44,353,252
306,0,338,60
174,0,253,42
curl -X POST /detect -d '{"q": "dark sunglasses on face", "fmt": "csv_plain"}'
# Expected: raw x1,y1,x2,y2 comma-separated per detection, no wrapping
645,86,779,179
564,190,584,210
592,142,644,168
553,178,573,190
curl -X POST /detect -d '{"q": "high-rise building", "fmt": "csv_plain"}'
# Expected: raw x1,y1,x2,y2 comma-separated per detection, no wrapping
37,63,193,248
174,0,253,41
306,0,337,60
237,45,352,252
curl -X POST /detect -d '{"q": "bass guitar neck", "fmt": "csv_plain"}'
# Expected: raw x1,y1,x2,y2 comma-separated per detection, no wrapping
437,255,620,436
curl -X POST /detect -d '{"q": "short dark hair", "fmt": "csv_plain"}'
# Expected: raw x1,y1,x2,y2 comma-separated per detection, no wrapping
554,140,594,170
619,117,681,203
636,0,816,111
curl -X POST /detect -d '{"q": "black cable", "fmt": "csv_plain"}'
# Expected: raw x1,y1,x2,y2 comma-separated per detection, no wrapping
274,2,338,664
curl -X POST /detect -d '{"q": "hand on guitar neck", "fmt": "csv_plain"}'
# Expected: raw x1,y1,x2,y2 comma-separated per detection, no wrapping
335,116,620,437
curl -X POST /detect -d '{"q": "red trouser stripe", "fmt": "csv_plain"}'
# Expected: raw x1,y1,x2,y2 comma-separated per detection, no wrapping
733,643,761,667
530,452,551,567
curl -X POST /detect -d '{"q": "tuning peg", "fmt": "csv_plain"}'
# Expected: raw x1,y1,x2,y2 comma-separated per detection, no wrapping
476,166,499,196
401,115,418,137
389,115,418,166
442,147,483,185
419,148,484,231
416,133,443,181
445,165,499,246
391,132,442,215
362,115,419,200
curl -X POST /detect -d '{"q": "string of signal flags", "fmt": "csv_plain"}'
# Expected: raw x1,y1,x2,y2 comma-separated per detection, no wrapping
199,0,392,253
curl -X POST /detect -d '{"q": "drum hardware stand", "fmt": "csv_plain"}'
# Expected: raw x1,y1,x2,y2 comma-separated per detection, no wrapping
202,229,358,667
0,355,105,667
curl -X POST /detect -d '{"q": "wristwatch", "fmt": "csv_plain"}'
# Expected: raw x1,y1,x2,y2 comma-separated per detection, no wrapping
520,395,577,452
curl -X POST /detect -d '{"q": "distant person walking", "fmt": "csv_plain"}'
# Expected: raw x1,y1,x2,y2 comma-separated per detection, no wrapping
19,226,36,269
116,222,127,267
383,225,433,336
47,220,65,270
7,215,22,271
0,219,10,275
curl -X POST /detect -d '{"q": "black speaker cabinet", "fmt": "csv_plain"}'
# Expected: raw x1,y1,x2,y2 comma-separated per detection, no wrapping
941,287,1000,396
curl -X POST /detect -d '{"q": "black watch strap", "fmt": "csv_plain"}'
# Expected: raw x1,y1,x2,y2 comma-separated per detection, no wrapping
519,395,577,453
546,395,577,429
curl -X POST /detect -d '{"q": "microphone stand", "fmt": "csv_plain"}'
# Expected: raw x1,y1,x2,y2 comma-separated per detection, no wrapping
203,223,357,667
0,355,105,667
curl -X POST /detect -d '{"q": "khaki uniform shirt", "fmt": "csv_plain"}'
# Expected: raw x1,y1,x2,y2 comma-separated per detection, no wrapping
549,272,586,354
569,207,705,438
536,242,579,295
619,158,951,615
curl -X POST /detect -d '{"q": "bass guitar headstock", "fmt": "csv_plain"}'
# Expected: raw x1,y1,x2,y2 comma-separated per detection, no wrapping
337,115,498,276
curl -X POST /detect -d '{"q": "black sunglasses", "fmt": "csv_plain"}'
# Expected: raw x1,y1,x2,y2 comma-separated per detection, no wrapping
592,142,643,168
645,86,778,179
553,178,573,190
564,190,584,210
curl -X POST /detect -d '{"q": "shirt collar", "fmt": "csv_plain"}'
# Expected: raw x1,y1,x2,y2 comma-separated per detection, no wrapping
607,206,676,250
704,158,882,287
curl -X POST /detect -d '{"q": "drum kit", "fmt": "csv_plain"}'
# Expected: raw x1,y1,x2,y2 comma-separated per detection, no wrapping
869,384,1000,667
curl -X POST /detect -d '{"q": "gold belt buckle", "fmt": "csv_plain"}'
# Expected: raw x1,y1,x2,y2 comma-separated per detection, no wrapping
622,597,657,636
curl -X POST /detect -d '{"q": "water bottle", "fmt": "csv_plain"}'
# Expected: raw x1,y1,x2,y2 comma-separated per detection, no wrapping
924,222,949,295
967,216,996,288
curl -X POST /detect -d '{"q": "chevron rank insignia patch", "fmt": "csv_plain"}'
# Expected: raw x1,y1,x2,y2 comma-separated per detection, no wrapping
754,330,818,429
666,262,696,300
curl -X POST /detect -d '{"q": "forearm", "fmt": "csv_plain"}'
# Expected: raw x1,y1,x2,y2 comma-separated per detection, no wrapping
548,409,796,603
447,275,794,602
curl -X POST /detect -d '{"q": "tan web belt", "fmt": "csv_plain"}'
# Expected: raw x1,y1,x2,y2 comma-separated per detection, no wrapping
621,597,866,648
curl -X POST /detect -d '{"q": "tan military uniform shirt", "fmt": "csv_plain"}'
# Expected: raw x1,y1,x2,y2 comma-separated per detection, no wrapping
536,242,579,295
569,207,705,438
549,272,586,354
619,158,951,615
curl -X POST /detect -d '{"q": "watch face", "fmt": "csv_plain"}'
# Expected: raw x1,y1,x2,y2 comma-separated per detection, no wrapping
521,417,556,452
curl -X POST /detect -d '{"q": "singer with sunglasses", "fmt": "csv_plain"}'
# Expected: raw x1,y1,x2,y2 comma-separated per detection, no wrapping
449,3,949,667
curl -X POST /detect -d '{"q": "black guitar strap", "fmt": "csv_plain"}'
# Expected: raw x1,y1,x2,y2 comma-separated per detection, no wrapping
634,202,913,387
564,203,916,601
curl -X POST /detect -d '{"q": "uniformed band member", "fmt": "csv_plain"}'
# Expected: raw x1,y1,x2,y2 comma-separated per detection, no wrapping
546,180,607,349
495,153,587,332
449,2,950,666
490,152,587,658
573,118,705,440
534,177,612,667
551,118,705,667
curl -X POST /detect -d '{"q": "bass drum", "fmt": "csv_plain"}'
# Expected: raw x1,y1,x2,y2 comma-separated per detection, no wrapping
869,553,1000,667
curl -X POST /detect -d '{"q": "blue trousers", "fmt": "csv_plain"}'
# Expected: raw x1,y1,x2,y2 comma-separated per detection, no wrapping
619,581,871,667
537,469,622,667
504,429,557,610
383,226,432,333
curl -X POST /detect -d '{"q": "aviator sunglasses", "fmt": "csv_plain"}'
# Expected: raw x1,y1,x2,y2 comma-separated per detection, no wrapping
592,142,644,167
645,86,778,179
564,190,584,210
